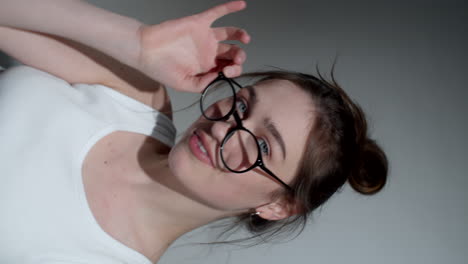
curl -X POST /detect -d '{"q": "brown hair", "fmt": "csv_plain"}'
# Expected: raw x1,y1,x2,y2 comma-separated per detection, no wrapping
204,65,389,246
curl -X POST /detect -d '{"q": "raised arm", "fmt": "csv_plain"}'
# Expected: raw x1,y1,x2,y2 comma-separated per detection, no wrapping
0,0,250,92
0,25,172,118
0,0,142,71
0,26,128,86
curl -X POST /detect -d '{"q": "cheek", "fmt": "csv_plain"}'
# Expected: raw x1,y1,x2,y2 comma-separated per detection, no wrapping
167,142,269,211
204,174,269,211
167,138,210,193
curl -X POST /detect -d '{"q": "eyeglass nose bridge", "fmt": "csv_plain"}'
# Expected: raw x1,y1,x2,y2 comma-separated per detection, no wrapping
230,110,244,128
217,111,247,153
215,105,244,129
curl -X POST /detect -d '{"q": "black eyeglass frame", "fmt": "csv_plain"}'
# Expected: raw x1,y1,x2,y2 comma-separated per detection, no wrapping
199,72,293,192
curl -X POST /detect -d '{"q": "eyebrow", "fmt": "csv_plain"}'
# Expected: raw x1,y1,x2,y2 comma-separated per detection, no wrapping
244,85,287,161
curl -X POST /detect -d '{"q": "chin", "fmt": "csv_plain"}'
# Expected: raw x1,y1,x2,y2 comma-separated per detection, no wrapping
166,127,257,212
166,137,234,211
167,133,215,200
168,126,210,176
167,133,194,180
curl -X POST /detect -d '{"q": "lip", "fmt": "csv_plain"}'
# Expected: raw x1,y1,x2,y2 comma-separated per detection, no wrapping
189,130,214,168
197,130,214,163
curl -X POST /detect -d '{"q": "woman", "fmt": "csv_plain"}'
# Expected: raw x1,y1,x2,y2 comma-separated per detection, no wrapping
0,1,388,263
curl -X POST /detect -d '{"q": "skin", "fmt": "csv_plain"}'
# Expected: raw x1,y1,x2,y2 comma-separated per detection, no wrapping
137,0,251,92
112,79,315,262
2,1,310,263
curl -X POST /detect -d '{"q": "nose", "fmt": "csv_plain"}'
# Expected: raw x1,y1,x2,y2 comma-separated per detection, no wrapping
210,120,235,144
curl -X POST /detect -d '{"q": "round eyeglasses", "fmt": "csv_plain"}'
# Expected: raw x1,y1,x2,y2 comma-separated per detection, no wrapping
199,72,293,192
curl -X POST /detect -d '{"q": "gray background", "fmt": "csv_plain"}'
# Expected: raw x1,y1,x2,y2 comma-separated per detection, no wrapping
1,0,467,263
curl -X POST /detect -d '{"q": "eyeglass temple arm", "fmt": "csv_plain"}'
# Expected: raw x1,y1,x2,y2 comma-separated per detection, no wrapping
258,163,293,192
222,73,293,193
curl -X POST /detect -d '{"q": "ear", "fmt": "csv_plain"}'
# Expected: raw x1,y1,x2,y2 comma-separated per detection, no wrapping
255,196,301,221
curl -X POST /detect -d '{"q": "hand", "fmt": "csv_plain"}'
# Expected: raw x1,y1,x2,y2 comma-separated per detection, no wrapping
136,1,250,93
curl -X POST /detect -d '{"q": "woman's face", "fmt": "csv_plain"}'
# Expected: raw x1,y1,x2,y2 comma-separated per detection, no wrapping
168,79,315,213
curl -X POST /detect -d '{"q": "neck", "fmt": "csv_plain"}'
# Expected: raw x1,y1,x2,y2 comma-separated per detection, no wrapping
119,149,233,263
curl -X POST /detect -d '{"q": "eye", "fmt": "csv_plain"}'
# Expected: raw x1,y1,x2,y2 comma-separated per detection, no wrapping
257,137,270,156
236,97,249,119
236,96,271,157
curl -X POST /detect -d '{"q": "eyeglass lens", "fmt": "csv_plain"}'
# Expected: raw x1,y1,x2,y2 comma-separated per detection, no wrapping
221,130,259,172
201,79,259,172
201,78,239,120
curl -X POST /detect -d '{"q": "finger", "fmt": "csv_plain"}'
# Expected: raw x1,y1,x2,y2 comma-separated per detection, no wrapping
201,1,247,24
195,71,220,92
213,27,250,44
223,64,243,78
216,44,246,65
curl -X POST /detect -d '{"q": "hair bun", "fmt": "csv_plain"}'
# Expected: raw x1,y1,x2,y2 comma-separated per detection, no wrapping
348,138,388,195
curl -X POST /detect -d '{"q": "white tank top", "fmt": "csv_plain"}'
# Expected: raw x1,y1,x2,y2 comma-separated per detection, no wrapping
0,65,176,263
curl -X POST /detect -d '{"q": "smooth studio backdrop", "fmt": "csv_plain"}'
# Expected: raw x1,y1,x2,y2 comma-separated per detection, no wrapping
1,0,467,263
